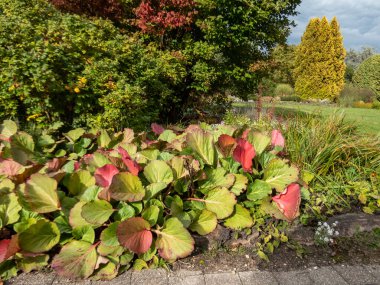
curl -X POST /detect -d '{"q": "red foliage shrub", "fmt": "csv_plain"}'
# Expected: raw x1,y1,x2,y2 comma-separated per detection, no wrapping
135,0,197,35
49,0,125,21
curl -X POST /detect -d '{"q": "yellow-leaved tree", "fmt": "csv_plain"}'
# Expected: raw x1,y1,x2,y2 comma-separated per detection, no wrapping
294,17,346,100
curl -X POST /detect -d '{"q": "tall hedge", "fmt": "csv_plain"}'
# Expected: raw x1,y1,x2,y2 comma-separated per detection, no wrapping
294,17,346,100
353,55,380,100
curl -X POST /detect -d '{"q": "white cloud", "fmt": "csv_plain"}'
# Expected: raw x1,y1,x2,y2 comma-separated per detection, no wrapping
288,0,380,51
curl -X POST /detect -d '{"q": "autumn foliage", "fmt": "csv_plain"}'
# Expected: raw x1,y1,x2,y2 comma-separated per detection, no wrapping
135,0,197,35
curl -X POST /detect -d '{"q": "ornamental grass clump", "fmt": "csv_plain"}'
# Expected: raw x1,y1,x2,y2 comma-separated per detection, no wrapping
0,119,302,281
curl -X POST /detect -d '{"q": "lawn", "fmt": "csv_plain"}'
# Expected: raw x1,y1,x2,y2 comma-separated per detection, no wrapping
234,101,380,136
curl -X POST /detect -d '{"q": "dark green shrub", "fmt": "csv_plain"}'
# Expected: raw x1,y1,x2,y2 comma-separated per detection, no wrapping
353,54,380,100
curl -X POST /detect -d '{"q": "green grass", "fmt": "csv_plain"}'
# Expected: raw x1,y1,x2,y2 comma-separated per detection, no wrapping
233,101,380,135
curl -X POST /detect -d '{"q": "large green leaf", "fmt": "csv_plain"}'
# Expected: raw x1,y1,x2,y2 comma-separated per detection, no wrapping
0,120,17,138
81,200,114,226
109,172,145,202
66,170,95,196
158,130,176,142
98,130,111,148
224,204,253,230
92,261,118,281
263,159,299,191
25,173,60,213
51,240,98,279
198,168,235,193
0,178,14,195
247,132,271,155
143,160,173,184
155,218,194,262
18,220,60,253
189,210,217,235
10,132,35,164
230,174,248,196
72,225,95,243
65,128,85,142
247,180,272,201
100,222,120,247
186,129,216,165
17,254,49,273
142,205,160,226
69,201,94,228
145,182,168,200
170,156,187,179
0,193,22,227
204,188,236,219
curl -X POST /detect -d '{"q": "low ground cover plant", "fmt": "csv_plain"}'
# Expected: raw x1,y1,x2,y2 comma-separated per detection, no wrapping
0,120,302,281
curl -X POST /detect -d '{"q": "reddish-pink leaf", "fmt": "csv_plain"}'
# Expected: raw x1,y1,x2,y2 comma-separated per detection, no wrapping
272,183,301,221
94,164,120,188
123,159,140,176
74,161,81,171
0,235,20,262
271,130,285,148
151,123,165,135
82,154,94,165
117,217,152,254
241,129,250,140
117,147,140,176
232,139,256,172
46,157,68,172
217,134,236,157
0,159,23,176
117,146,131,160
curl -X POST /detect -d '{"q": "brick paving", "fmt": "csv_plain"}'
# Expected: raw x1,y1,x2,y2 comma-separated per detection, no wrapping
6,264,380,285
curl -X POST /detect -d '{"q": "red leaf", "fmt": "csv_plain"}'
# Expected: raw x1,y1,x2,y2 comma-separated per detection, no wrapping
118,147,141,176
271,130,285,148
74,161,81,171
117,217,152,254
123,159,140,176
0,159,23,176
117,146,131,160
94,164,120,188
272,183,301,221
151,123,165,135
241,129,250,140
232,139,256,172
217,134,236,156
47,157,68,172
0,235,20,262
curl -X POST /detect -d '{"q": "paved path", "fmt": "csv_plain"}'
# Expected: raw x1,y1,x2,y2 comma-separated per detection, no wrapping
7,264,380,285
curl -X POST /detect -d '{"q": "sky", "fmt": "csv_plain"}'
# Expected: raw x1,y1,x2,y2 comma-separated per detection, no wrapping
287,0,380,52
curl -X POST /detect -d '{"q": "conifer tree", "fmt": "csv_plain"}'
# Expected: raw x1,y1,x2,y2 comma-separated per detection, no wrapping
294,17,346,100
330,17,346,97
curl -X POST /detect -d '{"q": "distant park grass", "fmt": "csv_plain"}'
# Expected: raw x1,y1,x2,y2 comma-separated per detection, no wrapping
233,101,380,136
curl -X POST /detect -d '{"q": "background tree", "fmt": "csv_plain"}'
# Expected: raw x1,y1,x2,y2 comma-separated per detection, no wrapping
294,17,346,100
345,46,376,82
353,54,380,101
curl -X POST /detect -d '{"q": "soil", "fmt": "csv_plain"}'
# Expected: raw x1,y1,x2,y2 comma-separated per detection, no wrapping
172,229,380,273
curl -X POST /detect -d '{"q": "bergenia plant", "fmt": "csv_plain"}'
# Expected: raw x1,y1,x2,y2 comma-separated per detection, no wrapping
0,119,301,281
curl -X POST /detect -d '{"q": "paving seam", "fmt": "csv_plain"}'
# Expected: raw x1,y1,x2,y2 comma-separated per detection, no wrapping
331,265,353,285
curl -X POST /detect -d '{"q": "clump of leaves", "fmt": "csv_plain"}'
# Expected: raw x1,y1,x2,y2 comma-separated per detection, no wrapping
0,120,302,281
